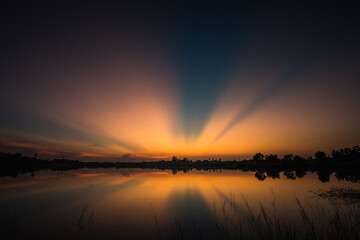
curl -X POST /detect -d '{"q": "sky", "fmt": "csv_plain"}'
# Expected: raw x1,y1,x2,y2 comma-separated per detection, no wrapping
0,2,359,161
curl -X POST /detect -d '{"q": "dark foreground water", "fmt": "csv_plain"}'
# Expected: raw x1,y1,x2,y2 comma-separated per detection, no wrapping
0,169,359,240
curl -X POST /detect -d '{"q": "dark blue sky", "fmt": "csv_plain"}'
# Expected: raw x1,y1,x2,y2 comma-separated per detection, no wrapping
0,2,359,158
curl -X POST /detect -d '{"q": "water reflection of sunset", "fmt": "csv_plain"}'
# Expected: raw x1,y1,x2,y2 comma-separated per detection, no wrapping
1,169,359,239
1,2,360,239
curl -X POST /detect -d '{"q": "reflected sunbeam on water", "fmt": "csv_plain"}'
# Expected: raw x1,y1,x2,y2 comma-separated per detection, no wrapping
165,186,216,239
0,168,359,240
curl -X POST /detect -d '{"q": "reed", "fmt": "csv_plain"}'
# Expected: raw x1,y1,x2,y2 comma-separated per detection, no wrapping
154,192,360,240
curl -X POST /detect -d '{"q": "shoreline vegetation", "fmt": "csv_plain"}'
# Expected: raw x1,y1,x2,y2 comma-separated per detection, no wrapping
3,193,360,240
157,195,360,240
0,146,359,182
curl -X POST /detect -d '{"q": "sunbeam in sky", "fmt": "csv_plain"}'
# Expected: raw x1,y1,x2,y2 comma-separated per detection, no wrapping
1,2,359,161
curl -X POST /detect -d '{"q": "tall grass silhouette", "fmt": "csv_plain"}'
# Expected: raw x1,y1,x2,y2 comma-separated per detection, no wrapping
2,191,359,239
153,191,360,240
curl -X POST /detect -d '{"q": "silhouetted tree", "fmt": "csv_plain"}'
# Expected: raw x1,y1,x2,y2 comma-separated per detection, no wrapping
265,154,278,161
294,155,305,163
266,169,280,179
2,145,360,182
255,171,266,181
315,151,326,161
283,171,296,180
331,146,360,161
318,169,330,182
295,169,307,178
283,154,294,161
253,153,264,161
183,157,189,162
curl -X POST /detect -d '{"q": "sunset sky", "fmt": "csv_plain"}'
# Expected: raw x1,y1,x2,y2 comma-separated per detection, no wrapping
1,2,359,161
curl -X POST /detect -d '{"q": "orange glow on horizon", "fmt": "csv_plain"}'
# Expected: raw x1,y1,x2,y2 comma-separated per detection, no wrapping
1,47,359,160
0,140,42,150
130,154,169,159
128,172,169,177
77,173,105,178
79,153,106,157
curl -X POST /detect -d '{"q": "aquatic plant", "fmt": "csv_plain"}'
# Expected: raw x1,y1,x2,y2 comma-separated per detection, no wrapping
154,192,360,240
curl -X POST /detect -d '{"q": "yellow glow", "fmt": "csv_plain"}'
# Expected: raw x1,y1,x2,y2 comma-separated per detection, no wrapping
2,49,359,159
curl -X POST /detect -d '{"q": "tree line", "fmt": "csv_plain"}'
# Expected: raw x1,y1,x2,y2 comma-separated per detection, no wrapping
0,145,359,182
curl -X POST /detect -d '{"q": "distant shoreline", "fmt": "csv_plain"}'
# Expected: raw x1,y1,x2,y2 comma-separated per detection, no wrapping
1,146,359,182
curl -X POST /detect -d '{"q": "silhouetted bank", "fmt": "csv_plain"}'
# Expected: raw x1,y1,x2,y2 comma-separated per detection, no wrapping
0,146,359,182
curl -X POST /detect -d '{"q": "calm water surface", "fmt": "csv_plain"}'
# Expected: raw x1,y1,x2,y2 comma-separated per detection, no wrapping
0,169,359,239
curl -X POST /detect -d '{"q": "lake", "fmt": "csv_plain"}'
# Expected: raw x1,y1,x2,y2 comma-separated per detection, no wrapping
0,168,359,240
